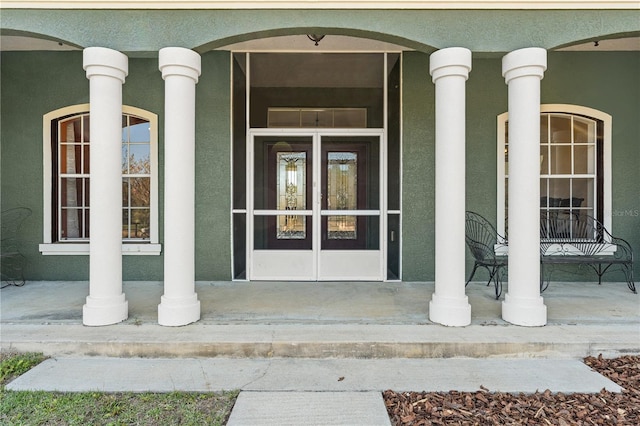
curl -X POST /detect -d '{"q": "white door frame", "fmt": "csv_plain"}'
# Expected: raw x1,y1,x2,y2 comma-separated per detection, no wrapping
247,128,387,281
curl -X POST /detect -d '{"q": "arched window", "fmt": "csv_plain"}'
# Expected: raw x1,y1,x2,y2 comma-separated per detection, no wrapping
40,104,160,255
497,104,612,236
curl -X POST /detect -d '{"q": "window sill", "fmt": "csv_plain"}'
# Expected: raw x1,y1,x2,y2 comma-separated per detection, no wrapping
39,243,162,256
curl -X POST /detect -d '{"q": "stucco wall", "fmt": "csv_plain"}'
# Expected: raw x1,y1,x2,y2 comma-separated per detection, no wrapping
400,50,639,282
0,50,232,281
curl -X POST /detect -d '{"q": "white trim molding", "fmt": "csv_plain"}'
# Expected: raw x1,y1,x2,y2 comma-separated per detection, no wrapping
2,1,638,10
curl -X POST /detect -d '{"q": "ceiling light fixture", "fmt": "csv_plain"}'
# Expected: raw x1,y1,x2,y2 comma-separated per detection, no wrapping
307,34,325,46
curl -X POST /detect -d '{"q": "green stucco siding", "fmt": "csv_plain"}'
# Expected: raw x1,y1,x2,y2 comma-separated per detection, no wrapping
1,47,638,283
401,52,435,281
0,50,232,281
194,51,232,281
400,51,640,281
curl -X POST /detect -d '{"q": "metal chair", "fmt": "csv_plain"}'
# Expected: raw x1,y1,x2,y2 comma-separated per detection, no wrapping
465,211,508,299
1,207,32,287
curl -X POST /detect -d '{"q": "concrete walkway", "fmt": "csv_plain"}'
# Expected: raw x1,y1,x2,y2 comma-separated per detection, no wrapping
2,280,637,424
6,357,624,425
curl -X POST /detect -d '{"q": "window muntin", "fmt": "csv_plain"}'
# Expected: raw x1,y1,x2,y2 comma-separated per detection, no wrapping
497,105,611,238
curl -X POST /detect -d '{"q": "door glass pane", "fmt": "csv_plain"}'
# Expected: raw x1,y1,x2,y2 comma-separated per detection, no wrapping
277,152,307,211
254,136,312,210
254,215,312,250
327,152,357,211
327,215,357,240
321,216,379,250
277,214,306,240
253,136,312,250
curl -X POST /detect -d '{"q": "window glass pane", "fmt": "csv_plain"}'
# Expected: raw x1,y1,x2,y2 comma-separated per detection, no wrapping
550,146,572,174
550,115,572,143
128,121,150,143
574,145,595,174
61,208,84,239
122,178,130,206
540,179,549,207
539,145,548,174
129,178,150,207
548,178,571,205
122,144,129,174
84,178,90,207
301,110,333,127
504,144,508,176
572,178,595,209
83,145,90,173
61,178,84,207
131,209,150,239
128,144,151,174
60,144,82,174
233,212,246,279
122,209,130,238
540,115,548,143
334,109,367,128
82,115,90,142
574,117,595,143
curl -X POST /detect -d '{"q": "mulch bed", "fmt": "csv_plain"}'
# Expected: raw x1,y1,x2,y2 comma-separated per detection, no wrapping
384,355,639,425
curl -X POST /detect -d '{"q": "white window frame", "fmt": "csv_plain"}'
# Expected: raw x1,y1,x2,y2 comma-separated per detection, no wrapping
497,104,612,238
40,104,161,255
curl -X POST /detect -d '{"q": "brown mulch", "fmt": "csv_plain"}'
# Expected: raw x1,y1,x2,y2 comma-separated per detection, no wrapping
383,355,640,425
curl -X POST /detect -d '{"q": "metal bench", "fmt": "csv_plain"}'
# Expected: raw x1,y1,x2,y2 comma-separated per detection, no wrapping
1,207,32,288
465,211,508,299
540,213,635,293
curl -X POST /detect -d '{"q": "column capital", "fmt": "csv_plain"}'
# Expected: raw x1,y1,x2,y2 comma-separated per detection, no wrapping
502,47,547,84
429,47,472,83
159,47,201,83
83,47,128,83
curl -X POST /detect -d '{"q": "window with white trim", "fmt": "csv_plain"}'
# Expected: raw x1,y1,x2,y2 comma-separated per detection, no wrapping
40,104,160,255
497,105,612,237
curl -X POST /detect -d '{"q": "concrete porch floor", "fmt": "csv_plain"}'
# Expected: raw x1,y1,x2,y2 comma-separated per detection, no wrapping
1,280,638,358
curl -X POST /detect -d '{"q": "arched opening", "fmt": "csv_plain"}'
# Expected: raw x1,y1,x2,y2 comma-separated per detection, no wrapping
223,34,406,281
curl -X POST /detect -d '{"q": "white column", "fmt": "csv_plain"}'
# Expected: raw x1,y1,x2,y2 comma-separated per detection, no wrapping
501,47,548,326
158,47,201,326
82,47,128,326
428,47,472,327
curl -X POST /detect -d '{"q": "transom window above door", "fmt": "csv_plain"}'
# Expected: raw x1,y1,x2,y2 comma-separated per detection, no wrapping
246,52,389,129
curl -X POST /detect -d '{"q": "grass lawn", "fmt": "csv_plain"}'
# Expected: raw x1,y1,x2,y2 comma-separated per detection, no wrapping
1,351,238,425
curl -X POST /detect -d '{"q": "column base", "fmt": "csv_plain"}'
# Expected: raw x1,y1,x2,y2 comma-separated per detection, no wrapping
83,294,128,326
158,294,201,326
502,293,547,326
429,293,471,327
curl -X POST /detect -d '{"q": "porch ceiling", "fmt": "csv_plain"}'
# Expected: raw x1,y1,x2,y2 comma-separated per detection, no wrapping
1,9,639,56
